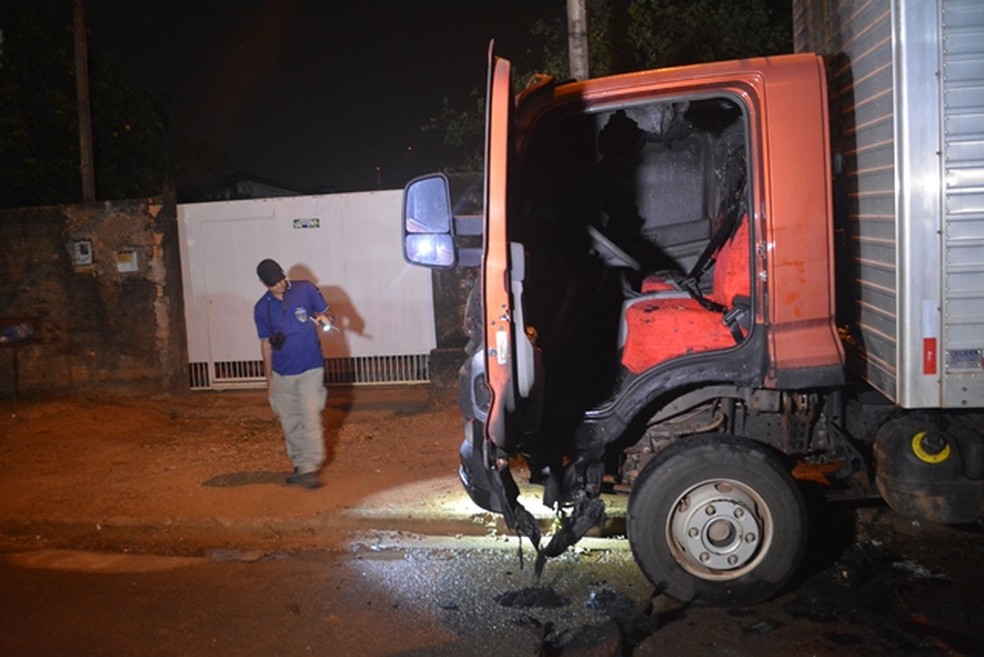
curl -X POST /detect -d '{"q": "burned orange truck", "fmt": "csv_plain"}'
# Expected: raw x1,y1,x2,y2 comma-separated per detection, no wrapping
402,1,983,606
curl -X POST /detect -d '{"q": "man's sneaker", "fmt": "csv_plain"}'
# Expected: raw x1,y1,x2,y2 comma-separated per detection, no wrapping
286,469,322,489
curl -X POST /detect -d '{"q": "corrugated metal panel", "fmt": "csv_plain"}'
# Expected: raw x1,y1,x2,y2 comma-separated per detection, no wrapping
941,0,984,406
795,0,900,399
848,1,898,401
796,0,984,407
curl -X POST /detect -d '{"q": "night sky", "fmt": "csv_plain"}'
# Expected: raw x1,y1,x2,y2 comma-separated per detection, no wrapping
77,0,563,193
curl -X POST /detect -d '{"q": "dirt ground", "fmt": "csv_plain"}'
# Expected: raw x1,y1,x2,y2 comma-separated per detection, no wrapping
0,385,468,553
3,386,984,656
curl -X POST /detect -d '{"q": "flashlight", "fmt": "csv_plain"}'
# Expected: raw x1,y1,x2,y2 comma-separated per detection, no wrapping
310,317,338,333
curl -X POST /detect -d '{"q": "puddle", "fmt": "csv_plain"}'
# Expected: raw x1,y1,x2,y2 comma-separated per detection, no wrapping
496,586,570,609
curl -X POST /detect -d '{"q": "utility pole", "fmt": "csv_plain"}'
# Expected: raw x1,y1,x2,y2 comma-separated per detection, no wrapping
73,0,96,202
567,0,590,80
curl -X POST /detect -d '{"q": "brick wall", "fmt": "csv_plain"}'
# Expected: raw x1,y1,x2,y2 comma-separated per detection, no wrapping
0,195,187,397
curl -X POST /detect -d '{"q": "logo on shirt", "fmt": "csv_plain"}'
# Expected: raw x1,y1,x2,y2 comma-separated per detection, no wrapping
294,307,309,323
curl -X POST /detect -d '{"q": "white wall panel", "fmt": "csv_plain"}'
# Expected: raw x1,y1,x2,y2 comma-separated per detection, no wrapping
177,190,435,385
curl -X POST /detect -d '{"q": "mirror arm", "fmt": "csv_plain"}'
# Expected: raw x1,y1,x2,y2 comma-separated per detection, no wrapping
453,214,483,236
456,248,482,267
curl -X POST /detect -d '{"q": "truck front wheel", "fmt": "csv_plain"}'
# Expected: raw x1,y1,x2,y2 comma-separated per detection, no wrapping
627,434,807,606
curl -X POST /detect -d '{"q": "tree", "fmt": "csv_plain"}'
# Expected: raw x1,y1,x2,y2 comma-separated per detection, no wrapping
423,90,486,174
0,2,80,207
0,1,168,208
621,0,791,70
535,0,792,79
428,0,792,171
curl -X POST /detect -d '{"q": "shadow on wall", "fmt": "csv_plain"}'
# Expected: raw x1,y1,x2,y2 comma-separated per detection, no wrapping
285,264,367,364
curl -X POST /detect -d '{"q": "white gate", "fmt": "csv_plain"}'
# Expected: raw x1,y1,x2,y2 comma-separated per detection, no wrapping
177,190,435,389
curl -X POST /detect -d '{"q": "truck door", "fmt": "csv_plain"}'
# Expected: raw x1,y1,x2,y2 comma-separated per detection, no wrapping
400,46,540,532
481,46,539,452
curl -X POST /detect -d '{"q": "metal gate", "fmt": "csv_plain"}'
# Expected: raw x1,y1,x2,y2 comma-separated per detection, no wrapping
178,190,436,390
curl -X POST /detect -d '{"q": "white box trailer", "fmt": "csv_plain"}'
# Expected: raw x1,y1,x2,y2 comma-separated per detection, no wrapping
794,0,984,408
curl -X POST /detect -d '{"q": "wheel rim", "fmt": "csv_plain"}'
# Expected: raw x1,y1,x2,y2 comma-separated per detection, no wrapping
666,478,773,580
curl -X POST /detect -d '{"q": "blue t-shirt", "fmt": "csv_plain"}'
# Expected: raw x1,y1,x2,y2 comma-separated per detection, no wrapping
253,280,329,375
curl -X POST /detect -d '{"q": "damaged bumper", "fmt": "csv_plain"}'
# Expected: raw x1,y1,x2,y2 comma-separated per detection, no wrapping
458,417,545,551
455,344,606,569
458,416,608,572
458,420,507,514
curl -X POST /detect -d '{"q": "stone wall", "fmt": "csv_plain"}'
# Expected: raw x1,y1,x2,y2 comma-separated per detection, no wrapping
0,195,187,398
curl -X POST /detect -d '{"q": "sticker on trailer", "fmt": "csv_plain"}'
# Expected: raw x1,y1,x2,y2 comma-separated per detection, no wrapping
946,349,984,370
923,300,939,375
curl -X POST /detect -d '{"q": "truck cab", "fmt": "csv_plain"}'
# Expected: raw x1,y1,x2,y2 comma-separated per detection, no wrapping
401,47,982,605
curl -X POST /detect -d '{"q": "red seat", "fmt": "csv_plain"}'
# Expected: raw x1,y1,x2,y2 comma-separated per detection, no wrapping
621,217,750,374
640,275,679,293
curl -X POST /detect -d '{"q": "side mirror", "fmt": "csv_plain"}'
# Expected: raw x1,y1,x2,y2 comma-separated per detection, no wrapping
404,233,456,268
403,174,456,268
403,173,483,268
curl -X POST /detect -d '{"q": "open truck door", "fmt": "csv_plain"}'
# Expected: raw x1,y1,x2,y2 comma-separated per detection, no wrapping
480,47,540,445
402,46,545,548
462,46,546,547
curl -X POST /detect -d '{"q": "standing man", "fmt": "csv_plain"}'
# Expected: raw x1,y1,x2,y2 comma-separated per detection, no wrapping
253,258,334,489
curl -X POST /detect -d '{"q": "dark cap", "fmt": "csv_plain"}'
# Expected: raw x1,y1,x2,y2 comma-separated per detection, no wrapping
256,258,285,286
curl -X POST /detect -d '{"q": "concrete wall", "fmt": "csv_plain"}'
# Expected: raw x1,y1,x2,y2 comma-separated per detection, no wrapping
0,195,187,397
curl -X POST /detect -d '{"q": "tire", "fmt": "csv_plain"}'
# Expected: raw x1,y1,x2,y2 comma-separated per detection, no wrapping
627,434,807,606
